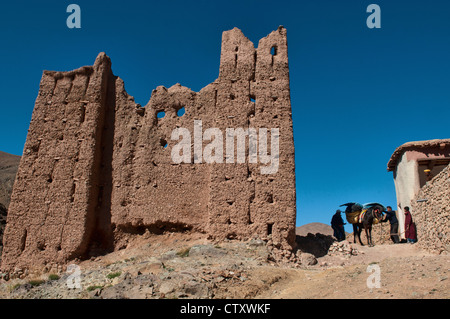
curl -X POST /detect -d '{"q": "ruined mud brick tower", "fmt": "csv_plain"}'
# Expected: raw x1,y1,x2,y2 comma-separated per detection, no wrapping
1,27,296,271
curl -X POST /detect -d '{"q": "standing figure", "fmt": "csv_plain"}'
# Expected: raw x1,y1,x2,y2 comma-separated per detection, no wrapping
331,209,346,241
404,206,417,244
382,206,400,243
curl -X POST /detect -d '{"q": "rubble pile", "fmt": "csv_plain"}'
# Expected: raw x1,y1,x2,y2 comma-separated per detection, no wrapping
327,241,359,257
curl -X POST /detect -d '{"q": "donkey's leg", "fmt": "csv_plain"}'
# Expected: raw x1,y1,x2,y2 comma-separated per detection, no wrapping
364,227,370,246
356,224,364,246
365,226,373,246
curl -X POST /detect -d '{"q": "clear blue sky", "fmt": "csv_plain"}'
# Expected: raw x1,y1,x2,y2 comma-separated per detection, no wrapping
1,1,449,233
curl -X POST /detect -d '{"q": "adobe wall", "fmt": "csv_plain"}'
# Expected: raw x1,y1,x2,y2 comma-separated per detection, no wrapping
411,164,450,254
1,27,296,272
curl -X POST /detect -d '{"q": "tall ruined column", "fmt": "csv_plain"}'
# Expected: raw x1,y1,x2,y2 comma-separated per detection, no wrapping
206,28,256,242
208,26,296,252
252,27,296,251
1,53,114,271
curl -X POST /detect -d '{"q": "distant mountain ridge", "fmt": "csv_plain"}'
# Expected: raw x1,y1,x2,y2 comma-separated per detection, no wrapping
0,150,21,208
0,150,20,256
296,222,334,237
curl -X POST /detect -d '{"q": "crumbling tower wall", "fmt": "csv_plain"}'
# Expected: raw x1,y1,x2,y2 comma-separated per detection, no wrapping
1,27,296,272
1,54,115,270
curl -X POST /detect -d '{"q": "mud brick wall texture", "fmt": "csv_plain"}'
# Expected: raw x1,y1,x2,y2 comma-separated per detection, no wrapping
1,27,297,271
412,165,450,254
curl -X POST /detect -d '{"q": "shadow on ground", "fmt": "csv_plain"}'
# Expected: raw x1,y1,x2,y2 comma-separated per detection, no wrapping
295,233,336,258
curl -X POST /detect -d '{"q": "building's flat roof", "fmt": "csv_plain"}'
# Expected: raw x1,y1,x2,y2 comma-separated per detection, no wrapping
387,139,450,172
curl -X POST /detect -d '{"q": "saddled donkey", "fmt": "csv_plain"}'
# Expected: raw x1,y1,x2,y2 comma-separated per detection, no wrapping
340,203,384,247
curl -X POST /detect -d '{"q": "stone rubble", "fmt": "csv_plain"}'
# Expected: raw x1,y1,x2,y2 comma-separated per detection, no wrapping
327,241,359,258
412,165,450,255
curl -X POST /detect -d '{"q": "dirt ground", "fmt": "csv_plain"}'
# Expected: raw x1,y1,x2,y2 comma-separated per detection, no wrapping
0,231,448,299
258,243,449,299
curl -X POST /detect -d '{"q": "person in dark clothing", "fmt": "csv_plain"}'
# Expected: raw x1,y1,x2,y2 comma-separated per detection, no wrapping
331,209,346,241
382,206,400,243
404,206,417,243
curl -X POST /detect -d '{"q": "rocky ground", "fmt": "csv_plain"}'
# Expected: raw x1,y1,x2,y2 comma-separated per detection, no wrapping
0,231,448,299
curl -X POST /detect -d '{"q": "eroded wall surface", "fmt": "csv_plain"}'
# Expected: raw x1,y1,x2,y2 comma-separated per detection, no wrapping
1,27,296,271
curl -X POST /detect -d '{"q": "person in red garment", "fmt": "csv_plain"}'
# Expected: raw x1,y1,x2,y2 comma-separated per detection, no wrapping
403,206,417,243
